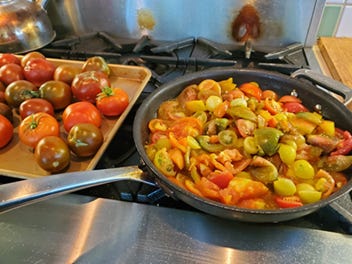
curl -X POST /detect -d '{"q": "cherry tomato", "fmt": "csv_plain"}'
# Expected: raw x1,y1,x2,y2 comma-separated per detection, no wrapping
54,64,82,85
0,53,21,67
39,80,72,110
82,56,110,76
71,71,110,103
283,102,308,113
4,80,38,108
239,82,262,101
23,58,56,87
96,87,129,116
264,97,283,115
275,195,303,208
20,51,46,68
261,89,278,100
278,95,302,104
34,136,70,173
62,101,102,132
0,114,13,148
19,98,55,119
67,123,104,157
0,63,24,85
19,112,60,149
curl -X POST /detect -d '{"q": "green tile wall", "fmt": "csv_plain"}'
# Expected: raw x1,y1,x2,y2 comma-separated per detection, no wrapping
317,5,342,37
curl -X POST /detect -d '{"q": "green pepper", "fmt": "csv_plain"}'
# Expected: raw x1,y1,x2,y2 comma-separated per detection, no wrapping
254,127,283,156
197,135,225,152
227,106,257,122
296,112,322,125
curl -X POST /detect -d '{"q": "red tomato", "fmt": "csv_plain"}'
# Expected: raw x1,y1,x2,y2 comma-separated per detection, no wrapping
18,112,60,149
283,102,308,113
0,53,21,67
0,63,24,85
71,71,110,103
239,82,262,101
96,87,129,116
0,114,13,148
19,98,55,119
62,101,102,132
208,170,234,189
275,196,303,208
23,58,56,87
20,51,46,68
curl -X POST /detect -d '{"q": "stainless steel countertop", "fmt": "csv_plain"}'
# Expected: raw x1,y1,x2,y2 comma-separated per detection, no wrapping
0,194,351,264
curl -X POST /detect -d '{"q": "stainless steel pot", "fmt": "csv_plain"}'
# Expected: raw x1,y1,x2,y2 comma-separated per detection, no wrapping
0,0,55,54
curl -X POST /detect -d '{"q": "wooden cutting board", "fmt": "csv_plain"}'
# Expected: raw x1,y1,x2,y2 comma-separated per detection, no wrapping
318,37,352,88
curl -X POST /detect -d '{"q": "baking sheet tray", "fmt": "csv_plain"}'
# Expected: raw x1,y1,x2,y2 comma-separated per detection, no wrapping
0,57,151,179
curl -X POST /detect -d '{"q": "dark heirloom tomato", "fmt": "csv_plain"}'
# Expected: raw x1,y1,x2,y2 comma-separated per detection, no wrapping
82,56,110,76
54,64,82,85
34,136,70,173
20,51,46,68
71,71,110,103
96,87,129,116
0,63,24,85
19,112,60,149
67,123,104,157
62,101,102,132
4,80,38,108
0,102,13,122
39,80,72,110
0,114,13,148
23,58,56,87
0,81,6,103
19,98,54,119
0,53,21,67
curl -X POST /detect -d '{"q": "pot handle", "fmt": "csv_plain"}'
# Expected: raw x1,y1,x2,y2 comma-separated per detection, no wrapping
291,69,352,106
0,166,156,214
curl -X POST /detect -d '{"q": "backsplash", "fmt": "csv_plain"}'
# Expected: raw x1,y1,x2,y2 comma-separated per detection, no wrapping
318,0,352,37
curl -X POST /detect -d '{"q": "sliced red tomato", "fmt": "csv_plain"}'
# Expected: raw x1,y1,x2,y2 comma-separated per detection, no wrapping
278,95,302,103
275,195,303,208
208,170,234,189
283,102,308,113
169,117,203,139
264,97,282,114
239,82,262,101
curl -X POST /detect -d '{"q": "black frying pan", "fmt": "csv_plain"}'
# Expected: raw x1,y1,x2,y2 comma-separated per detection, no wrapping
133,67,352,223
1,68,351,223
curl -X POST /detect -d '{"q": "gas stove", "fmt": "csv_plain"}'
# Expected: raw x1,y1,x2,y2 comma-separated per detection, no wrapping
7,32,352,234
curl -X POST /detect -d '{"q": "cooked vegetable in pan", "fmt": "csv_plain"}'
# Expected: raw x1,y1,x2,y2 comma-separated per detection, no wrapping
145,78,351,209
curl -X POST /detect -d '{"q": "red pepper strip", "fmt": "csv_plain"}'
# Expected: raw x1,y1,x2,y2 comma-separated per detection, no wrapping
275,196,303,208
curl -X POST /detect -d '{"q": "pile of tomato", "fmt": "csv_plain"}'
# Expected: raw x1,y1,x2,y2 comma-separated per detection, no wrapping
145,78,351,210
0,52,129,173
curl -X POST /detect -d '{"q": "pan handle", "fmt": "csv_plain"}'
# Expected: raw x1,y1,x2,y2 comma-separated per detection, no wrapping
291,69,352,106
0,166,155,214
